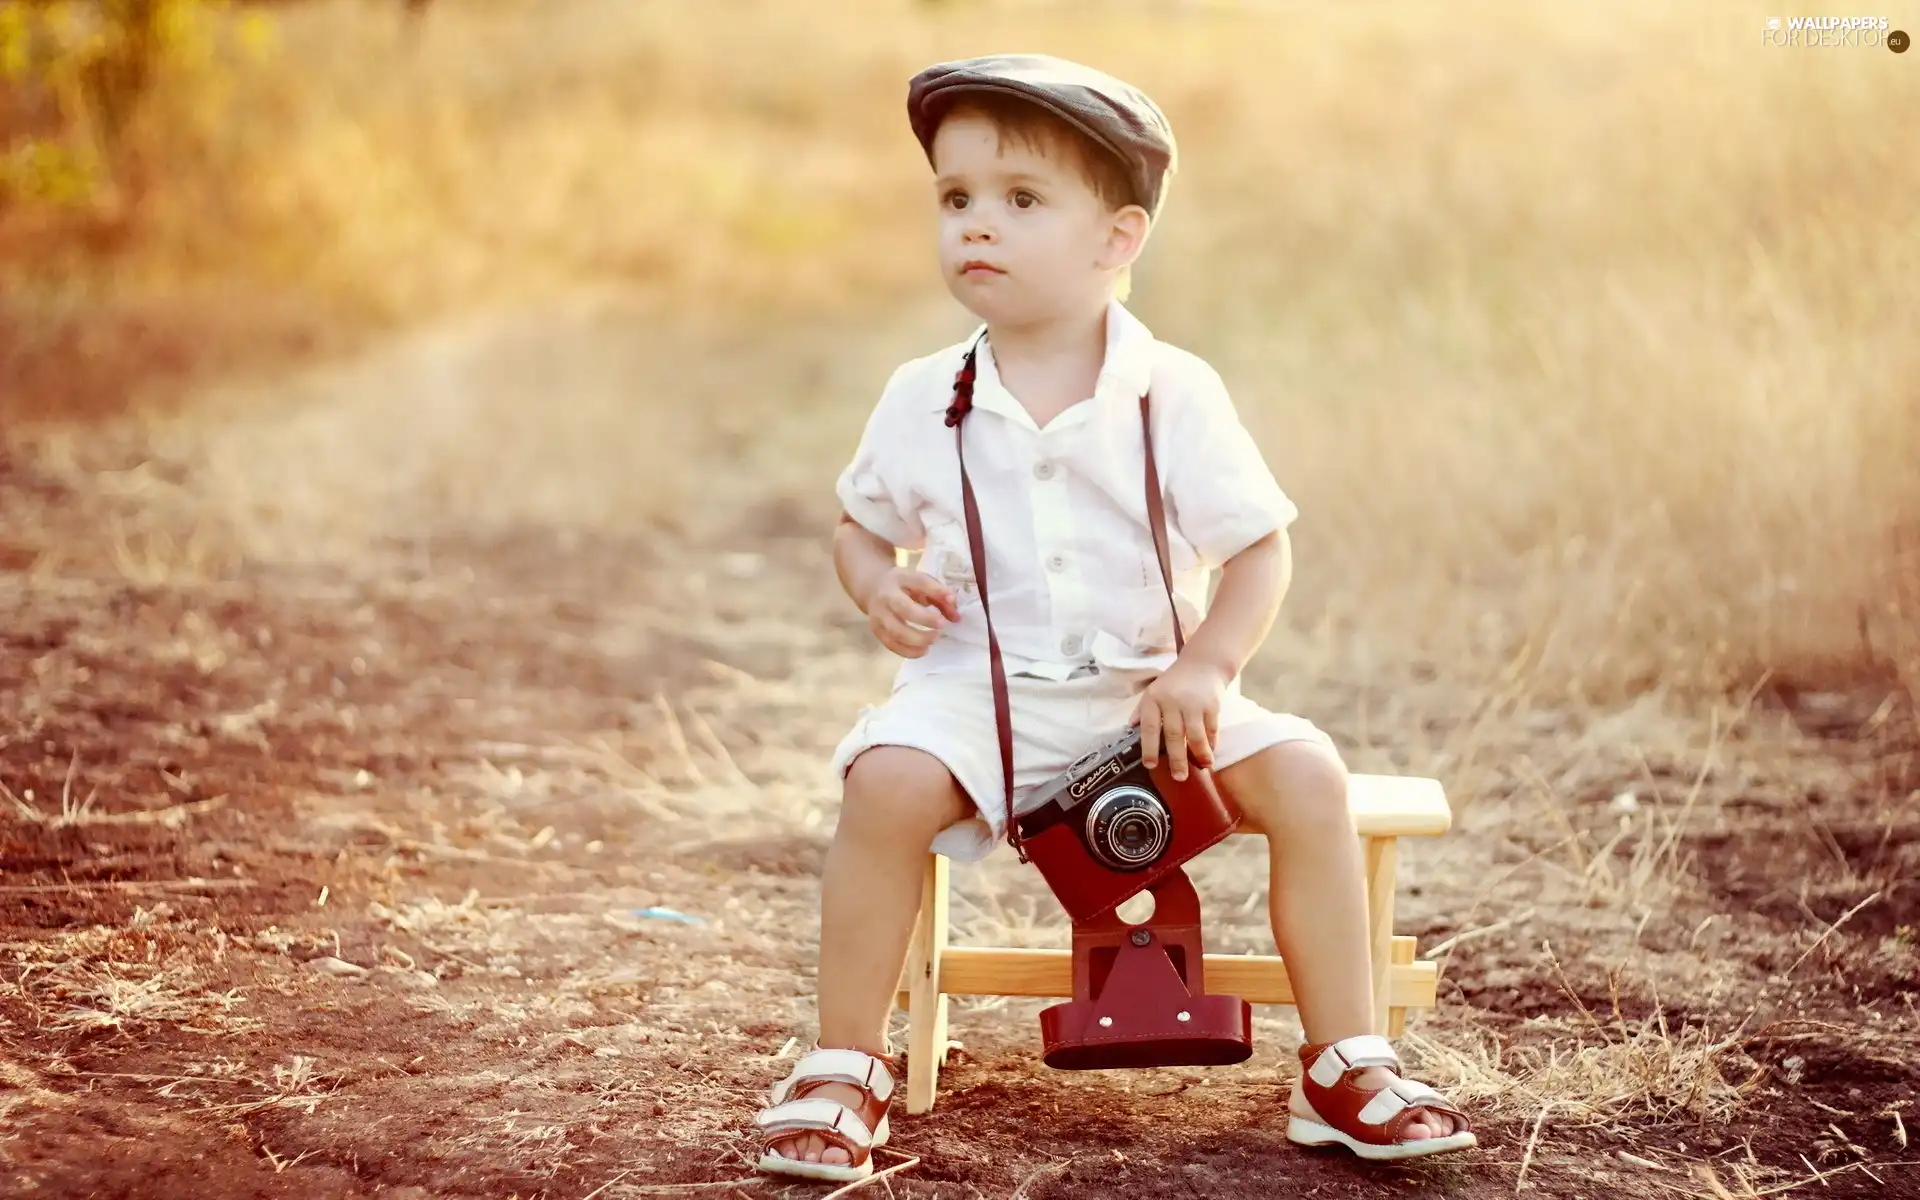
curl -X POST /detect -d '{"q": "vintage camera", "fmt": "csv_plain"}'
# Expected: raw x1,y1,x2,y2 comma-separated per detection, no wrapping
1015,726,1242,925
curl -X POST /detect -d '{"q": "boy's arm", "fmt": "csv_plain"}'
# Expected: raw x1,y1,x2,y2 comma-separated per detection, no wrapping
1134,529,1290,779
1134,365,1297,777
835,510,958,656
833,358,963,655
834,510,904,614
1177,529,1291,685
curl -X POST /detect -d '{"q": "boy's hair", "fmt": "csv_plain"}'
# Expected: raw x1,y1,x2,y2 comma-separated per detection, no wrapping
939,93,1143,298
940,92,1143,215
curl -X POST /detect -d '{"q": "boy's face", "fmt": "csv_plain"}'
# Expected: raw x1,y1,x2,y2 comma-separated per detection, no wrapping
929,109,1143,327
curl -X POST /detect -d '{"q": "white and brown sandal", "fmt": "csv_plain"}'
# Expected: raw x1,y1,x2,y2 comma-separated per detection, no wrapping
1287,1035,1477,1161
754,1047,897,1184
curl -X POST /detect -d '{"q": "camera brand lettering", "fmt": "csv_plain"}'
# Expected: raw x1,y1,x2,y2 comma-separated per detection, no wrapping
1070,757,1125,800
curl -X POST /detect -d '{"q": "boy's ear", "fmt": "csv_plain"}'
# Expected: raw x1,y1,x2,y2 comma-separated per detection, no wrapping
1098,203,1152,272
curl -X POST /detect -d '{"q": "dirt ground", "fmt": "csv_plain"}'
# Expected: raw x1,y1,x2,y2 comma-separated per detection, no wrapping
3,315,1918,1200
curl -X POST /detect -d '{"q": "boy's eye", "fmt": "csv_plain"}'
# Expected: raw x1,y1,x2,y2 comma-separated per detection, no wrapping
1011,189,1040,209
942,189,970,210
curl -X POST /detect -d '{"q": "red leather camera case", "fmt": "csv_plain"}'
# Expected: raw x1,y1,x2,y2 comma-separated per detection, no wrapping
1038,865,1254,1070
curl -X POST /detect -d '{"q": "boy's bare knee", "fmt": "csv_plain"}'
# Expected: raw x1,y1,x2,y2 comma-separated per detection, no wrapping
1220,742,1352,841
840,746,970,838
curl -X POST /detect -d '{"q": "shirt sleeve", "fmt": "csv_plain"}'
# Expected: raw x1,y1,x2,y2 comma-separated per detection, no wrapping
1158,362,1298,566
834,363,927,551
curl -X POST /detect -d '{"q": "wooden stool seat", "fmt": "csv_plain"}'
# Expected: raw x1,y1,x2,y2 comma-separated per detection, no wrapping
894,773,1453,1114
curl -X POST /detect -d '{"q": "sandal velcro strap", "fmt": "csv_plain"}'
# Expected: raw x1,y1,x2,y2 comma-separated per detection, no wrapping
755,1097,879,1150
1305,1035,1401,1088
769,1048,896,1107
1358,1077,1449,1126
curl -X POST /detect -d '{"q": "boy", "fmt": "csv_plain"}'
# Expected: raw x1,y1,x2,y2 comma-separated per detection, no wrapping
752,54,1475,1183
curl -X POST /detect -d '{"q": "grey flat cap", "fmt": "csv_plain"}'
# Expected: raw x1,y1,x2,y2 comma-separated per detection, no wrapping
907,53,1177,217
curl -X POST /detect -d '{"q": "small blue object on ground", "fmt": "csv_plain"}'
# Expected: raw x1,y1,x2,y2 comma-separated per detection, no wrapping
631,907,705,925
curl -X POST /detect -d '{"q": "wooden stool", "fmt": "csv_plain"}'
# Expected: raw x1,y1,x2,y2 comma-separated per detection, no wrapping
894,774,1452,1114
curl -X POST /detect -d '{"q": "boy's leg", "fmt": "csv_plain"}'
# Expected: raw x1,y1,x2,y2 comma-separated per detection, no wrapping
767,745,970,1168
1214,742,1458,1140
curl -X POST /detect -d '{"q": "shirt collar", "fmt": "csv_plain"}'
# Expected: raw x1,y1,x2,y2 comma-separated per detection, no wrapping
1093,298,1156,403
934,298,1156,428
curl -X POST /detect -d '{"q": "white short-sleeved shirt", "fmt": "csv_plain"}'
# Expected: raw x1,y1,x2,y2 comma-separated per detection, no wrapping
836,299,1297,686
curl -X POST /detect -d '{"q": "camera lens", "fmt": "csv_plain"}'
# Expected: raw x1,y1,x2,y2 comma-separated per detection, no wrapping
1084,786,1171,872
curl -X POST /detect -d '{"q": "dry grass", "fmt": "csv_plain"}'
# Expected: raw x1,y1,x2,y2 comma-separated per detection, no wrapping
1,922,260,1037
1412,1016,1766,1130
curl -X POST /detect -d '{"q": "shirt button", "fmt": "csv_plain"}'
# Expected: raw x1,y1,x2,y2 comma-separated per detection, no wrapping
1046,553,1067,573
1033,460,1056,481
1060,634,1082,656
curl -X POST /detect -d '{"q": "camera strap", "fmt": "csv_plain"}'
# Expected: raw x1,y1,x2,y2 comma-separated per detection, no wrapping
943,334,1185,864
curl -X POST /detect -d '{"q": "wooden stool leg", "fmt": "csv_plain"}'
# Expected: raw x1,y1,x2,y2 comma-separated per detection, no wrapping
1363,835,1399,1037
905,854,949,1114
1387,936,1415,1036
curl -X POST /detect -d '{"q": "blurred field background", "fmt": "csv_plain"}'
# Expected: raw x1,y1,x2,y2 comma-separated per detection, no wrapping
3,3,1919,1194
6,0,1918,710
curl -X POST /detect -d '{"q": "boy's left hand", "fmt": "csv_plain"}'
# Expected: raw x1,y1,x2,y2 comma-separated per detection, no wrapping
1130,657,1231,782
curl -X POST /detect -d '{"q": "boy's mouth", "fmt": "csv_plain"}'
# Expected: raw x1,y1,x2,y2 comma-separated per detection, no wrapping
959,260,1007,277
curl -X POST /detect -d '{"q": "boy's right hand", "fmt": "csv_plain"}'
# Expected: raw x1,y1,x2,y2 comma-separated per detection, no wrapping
865,568,960,658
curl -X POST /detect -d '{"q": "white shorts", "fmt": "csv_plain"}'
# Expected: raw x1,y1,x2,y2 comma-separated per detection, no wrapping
827,666,1341,862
